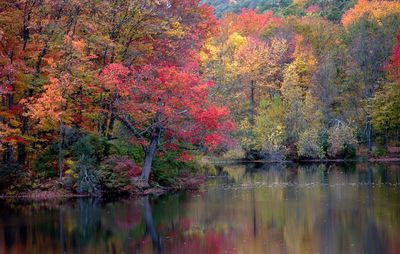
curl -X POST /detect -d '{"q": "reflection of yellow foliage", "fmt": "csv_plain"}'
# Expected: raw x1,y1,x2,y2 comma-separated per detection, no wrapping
223,166,246,182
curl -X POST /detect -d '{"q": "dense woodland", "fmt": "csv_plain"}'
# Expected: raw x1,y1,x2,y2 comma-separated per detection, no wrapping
201,0,400,161
0,0,399,195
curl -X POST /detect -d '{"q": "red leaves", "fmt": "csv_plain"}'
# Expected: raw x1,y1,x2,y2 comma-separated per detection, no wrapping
177,151,193,162
98,60,235,153
194,106,230,130
388,30,400,85
99,63,131,96
107,156,142,177
203,133,225,151
2,136,28,145
384,30,400,85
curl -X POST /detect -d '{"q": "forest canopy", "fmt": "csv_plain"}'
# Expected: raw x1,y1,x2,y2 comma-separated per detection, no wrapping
0,0,399,195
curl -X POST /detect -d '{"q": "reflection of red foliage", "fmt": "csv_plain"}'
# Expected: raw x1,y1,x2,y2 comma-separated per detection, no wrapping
163,229,235,254
178,218,192,230
204,231,224,254
115,201,142,231
150,217,236,254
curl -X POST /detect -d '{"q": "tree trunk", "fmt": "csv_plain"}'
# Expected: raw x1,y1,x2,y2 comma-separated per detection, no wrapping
35,41,49,76
100,102,109,136
3,144,13,167
104,108,116,157
4,91,14,166
141,131,160,183
59,115,64,180
385,128,389,148
366,113,372,152
250,80,255,126
17,116,28,165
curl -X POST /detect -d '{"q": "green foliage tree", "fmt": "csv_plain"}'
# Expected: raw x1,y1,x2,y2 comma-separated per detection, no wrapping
254,95,286,160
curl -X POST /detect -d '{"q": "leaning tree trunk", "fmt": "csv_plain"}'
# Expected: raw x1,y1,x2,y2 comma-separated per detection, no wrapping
141,127,161,183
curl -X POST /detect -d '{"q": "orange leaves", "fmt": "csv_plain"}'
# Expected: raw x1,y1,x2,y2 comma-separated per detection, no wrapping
235,37,269,78
291,34,317,79
223,9,281,37
342,0,400,28
24,75,74,131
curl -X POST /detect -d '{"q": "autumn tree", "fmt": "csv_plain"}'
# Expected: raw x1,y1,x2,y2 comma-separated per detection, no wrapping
343,4,400,151
387,31,400,86
254,95,286,160
98,62,234,184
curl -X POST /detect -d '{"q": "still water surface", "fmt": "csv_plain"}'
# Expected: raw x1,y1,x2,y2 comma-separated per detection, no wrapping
1,163,400,254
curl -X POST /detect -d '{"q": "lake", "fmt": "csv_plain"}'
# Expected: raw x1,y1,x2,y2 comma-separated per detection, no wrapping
1,162,400,254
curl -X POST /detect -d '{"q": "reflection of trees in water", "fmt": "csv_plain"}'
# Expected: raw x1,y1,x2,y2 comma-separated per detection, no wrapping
1,163,400,253
198,162,400,253
143,196,164,253
75,198,102,245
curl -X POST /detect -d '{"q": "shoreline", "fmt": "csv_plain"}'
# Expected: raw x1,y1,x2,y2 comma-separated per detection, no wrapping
211,157,400,164
0,176,204,200
0,186,179,200
1,158,399,200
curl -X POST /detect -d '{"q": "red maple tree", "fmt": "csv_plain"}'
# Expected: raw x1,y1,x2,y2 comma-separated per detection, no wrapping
99,61,235,183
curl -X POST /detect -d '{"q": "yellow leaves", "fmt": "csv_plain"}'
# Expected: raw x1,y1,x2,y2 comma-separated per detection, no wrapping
287,35,317,88
342,0,400,28
65,160,78,178
235,36,287,91
227,32,246,48
199,51,209,62
293,0,308,7
166,21,186,38
8,118,21,128
254,96,286,151
201,33,245,64
200,39,219,62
